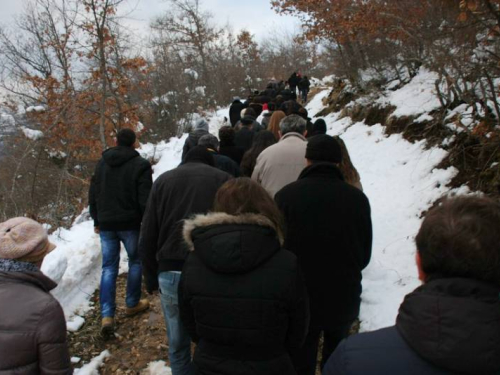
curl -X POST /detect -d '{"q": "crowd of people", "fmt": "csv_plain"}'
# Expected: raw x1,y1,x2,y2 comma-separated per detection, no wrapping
1,73,500,375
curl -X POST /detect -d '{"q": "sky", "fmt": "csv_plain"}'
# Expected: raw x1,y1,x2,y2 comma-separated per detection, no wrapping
0,0,300,42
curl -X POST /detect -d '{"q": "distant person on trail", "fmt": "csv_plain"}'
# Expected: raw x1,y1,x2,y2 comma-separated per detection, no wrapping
0,217,72,374
218,126,245,165
252,114,308,197
334,136,363,191
235,108,262,132
240,130,277,177
89,128,153,335
288,72,300,95
179,178,309,375
198,134,241,177
275,135,372,375
268,110,286,141
298,76,311,103
181,118,210,161
139,146,231,375
324,196,500,375
229,97,245,127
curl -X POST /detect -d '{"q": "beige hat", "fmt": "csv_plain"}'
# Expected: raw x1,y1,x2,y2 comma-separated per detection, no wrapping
0,217,56,263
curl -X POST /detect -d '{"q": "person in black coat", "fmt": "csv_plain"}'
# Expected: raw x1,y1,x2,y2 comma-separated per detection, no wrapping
288,72,300,94
234,117,256,153
324,196,500,375
181,118,209,160
179,178,309,375
229,97,245,127
275,135,372,375
139,146,232,375
198,134,240,177
89,128,153,332
218,126,245,165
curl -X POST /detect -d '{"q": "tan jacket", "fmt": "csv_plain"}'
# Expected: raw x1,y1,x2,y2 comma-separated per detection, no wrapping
251,132,307,197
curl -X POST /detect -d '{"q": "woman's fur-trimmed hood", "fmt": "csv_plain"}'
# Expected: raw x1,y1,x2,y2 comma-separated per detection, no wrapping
183,212,284,252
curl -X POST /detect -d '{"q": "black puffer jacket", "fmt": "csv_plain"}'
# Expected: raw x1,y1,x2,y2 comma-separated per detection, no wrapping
324,278,500,374
0,263,72,374
179,212,309,375
89,146,152,231
229,100,245,127
275,163,372,328
139,162,231,292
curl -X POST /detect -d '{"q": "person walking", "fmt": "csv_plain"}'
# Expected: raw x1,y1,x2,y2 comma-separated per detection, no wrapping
218,126,245,165
240,130,277,177
89,128,153,334
324,196,500,374
198,134,241,177
229,97,245,127
182,118,210,161
298,76,311,103
252,114,308,197
179,178,309,375
267,110,286,141
139,146,231,375
0,217,72,374
275,135,372,375
288,72,300,95
234,116,257,153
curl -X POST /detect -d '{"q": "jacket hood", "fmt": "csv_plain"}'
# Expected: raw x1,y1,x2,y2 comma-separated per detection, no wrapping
102,146,139,167
183,212,283,274
0,270,57,292
397,278,500,374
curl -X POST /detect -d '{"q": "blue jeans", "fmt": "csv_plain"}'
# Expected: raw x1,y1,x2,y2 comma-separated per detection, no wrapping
100,230,142,318
159,271,194,375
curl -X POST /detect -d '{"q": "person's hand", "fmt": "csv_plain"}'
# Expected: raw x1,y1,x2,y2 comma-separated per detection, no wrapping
94,226,100,234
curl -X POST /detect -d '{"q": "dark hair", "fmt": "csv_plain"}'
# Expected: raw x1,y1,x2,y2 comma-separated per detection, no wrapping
184,145,215,167
214,178,284,239
333,136,361,186
116,128,136,147
244,108,257,119
416,196,500,287
240,131,277,177
218,126,235,146
312,119,327,135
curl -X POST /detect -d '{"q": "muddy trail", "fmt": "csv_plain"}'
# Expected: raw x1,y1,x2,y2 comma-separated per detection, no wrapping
69,274,168,373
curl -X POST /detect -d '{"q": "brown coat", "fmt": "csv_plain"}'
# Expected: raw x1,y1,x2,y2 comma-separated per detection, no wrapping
0,271,72,374
251,132,308,197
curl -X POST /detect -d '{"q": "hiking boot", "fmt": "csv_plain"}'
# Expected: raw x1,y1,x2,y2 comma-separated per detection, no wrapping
101,317,115,336
125,299,150,316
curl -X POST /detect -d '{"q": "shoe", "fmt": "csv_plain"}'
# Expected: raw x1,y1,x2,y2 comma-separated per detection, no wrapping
101,317,115,335
125,299,150,316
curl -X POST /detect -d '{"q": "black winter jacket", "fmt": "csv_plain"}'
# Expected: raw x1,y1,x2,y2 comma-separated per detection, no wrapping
139,162,231,292
234,126,255,153
89,146,153,231
179,212,309,375
182,129,209,161
229,100,245,127
275,163,372,328
219,144,245,165
0,267,72,374
210,150,240,177
324,278,500,375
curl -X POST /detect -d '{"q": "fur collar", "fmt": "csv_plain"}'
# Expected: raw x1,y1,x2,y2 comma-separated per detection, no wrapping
183,212,283,251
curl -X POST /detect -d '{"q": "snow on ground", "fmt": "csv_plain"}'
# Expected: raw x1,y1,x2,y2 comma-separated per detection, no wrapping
74,350,110,375
378,68,442,118
307,89,460,331
145,361,173,375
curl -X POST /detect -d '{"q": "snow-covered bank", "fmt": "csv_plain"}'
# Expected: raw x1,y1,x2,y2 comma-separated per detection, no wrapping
306,88,466,331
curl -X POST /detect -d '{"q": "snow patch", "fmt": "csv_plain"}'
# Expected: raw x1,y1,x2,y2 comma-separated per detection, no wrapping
74,350,110,375
145,361,172,375
22,127,44,140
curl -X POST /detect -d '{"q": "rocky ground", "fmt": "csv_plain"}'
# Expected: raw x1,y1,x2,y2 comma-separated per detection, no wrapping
69,275,168,374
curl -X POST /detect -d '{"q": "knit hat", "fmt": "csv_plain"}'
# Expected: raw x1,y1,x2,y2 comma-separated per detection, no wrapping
0,217,56,263
194,118,209,132
184,145,215,167
306,134,342,163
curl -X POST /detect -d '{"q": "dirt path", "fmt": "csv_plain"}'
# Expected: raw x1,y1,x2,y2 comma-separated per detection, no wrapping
69,274,168,373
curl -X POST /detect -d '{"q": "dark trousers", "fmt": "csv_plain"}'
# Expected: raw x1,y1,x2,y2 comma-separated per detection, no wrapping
292,323,351,375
